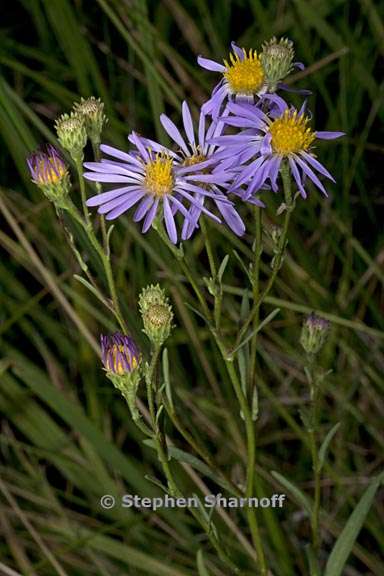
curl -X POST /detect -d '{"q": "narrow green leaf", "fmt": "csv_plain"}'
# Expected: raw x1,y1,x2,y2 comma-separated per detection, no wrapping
318,422,341,471
324,473,384,576
196,549,210,576
271,470,312,516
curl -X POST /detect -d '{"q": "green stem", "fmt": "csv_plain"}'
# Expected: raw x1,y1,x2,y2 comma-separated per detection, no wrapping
249,206,262,395
162,399,242,497
306,359,322,558
65,199,127,332
235,164,293,350
216,341,267,575
147,345,238,572
154,224,211,320
91,139,109,252
75,160,91,227
201,217,223,329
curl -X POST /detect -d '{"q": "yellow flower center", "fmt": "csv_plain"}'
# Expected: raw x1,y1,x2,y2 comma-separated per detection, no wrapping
224,49,265,95
182,152,206,167
37,158,66,184
107,344,138,375
269,110,315,155
144,154,174,196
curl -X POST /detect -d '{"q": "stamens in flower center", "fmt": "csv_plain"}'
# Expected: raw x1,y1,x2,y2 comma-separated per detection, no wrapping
144,154,174,196
223,49,265,95
269,110,315,155
182,152,206,167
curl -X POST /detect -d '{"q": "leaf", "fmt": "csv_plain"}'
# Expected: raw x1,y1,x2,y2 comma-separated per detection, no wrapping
318,422,341,471
73,274,108,308
196,549,210,576
162,348,174,411
271,470,312,516
324,473,384,576
231,308,281,356
217,254,229,283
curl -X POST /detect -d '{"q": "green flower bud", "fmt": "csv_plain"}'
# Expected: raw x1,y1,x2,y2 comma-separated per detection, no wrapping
73,96,107,146
27,145,71,209
300,313,330,356
260,37,295,90
55,112,87,163
139,284,173,346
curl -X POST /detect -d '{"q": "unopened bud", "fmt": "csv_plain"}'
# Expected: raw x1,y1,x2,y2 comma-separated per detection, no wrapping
27,145,71,208
55,112,87,162
139,284,173,346
260,37,295,90
73,96,107,146
300,313,329,355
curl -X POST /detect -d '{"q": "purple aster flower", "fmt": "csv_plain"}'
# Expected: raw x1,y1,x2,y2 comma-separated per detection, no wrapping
213,100,344,199
83,132,230,244
198,40,305,119
101,332,140,375
159,101,246,238
198,42,267,119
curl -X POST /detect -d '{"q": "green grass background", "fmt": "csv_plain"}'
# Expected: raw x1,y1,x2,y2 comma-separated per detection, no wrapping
0,1,383,574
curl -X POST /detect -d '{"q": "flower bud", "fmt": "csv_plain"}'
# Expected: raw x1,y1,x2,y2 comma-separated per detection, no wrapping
139,284,173,346
101,333,141,419
300,313,329,356
260,37,295,90
54,112,87,162
27,145,71,208
73,97,107,146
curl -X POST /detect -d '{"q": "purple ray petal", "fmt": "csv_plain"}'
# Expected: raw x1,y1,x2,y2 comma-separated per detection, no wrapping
215,199,245,236
294,155,328,195
83,172,135,183
231,42,244,60
142,198,159,233
182,101,195,147
133,195,154,222
98,189,145,214
197,56,226,72
300,151,335,182
129,131,150,161
105,192,145,220
315,131,345,140
288,157,307,198
160,114,189,155
163,197,177,244
100,144,133,163
86,186,142,206
198,111,206,151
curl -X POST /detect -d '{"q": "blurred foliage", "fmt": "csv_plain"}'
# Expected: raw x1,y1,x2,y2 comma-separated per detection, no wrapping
0,1,383,575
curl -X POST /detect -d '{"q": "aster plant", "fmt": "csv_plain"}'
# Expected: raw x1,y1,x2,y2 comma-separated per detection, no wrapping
24,34,347,576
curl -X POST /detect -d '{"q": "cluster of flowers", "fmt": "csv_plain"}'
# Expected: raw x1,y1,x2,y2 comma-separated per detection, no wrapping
83,37,343,243
28,38,343,244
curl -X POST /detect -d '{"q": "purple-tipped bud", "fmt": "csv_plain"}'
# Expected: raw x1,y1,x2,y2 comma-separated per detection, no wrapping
27,145,70,206
300,313,330,355
27,145,67,186
101,332,140,375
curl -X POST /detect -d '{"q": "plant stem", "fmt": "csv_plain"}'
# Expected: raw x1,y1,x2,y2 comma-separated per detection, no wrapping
91,139,109,252
65,199,127,332
216,341,267,575
235,164,293,350
75,160,91,227
249,206,262,395
147,344,238,573
306,359,322,558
